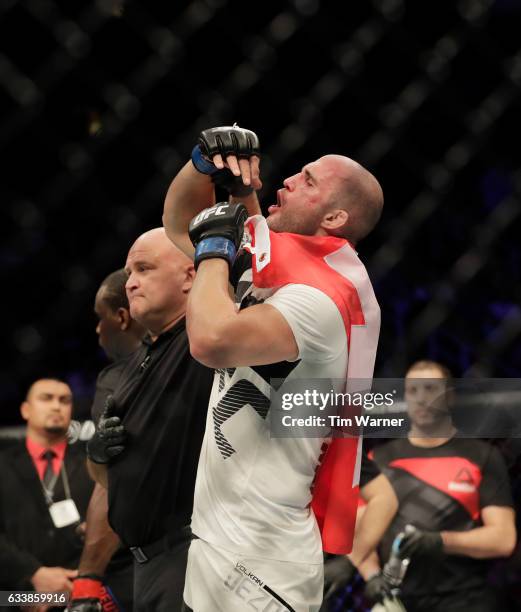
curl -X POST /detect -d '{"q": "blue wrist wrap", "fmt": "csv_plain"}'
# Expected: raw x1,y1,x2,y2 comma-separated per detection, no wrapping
191,145,218,175
194,236,237,269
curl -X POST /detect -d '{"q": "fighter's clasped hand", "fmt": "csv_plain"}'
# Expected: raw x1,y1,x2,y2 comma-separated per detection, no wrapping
86,396,126,465
188,202,248,270
192,124,262,193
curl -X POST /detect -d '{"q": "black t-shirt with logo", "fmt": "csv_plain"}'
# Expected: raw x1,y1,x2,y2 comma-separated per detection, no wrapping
372,437,513,597
106,318,213,547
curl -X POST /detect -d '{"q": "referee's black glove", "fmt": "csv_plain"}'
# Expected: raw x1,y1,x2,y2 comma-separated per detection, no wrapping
398,527,443,560
87,396,126,464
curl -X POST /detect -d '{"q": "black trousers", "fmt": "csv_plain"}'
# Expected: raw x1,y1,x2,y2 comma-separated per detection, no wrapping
105,562,135,611
133,537,190,612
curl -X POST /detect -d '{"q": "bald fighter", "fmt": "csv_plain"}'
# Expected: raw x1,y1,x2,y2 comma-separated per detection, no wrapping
85,229,213,612
163,126,383,611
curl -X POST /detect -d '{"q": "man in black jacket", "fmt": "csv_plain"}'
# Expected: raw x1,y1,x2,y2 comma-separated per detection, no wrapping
68,269,146,612
0,378,93,596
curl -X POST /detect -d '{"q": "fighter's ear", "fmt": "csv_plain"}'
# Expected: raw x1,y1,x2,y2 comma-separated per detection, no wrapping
321,208,349,232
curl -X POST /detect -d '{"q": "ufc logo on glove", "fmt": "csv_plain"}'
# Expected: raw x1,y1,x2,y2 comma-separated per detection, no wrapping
192,204,230,226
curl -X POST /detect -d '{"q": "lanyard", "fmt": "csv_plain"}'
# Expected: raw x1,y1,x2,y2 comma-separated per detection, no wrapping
42,462,72,506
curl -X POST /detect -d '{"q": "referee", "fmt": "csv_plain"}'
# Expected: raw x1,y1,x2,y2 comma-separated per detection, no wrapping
85,229,213,612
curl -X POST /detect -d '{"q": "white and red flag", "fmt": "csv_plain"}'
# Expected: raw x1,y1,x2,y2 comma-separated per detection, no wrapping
246,215,381,554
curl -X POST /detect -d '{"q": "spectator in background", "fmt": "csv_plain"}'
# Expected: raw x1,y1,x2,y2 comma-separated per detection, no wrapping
0,379,93,598
68,269,146,611
360,360,517,612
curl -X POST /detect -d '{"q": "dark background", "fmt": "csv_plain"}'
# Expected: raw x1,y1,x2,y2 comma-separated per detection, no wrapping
1,0,520,423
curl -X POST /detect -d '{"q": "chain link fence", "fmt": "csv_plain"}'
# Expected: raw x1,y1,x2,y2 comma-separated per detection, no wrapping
1,0,520,422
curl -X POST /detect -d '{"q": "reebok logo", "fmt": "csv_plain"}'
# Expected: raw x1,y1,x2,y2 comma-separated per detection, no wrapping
448,467,477,493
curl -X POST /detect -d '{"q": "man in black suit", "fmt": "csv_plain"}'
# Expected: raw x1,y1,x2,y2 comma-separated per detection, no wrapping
0,378,94,597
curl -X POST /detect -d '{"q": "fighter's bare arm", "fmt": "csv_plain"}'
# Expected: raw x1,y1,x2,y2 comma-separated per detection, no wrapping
187,259,298,368
162,162,215,258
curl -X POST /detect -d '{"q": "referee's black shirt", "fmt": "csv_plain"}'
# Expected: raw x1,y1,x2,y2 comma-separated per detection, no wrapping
106,317,212,548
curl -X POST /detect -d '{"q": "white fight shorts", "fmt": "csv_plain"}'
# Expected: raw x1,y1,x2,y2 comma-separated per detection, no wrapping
183,538,323,612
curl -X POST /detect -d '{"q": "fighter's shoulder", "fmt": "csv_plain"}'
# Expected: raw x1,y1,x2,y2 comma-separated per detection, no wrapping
266,284,346,337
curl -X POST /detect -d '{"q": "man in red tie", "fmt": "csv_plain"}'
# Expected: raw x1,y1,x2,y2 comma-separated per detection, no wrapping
0,378,93,598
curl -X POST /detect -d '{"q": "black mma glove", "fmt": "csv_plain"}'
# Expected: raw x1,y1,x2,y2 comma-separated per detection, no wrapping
191,124,260,196
86,395,126,465
398,527,443,560
188,202,248,270
364,572,392,606
323,555,355,599
212,168,256,197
